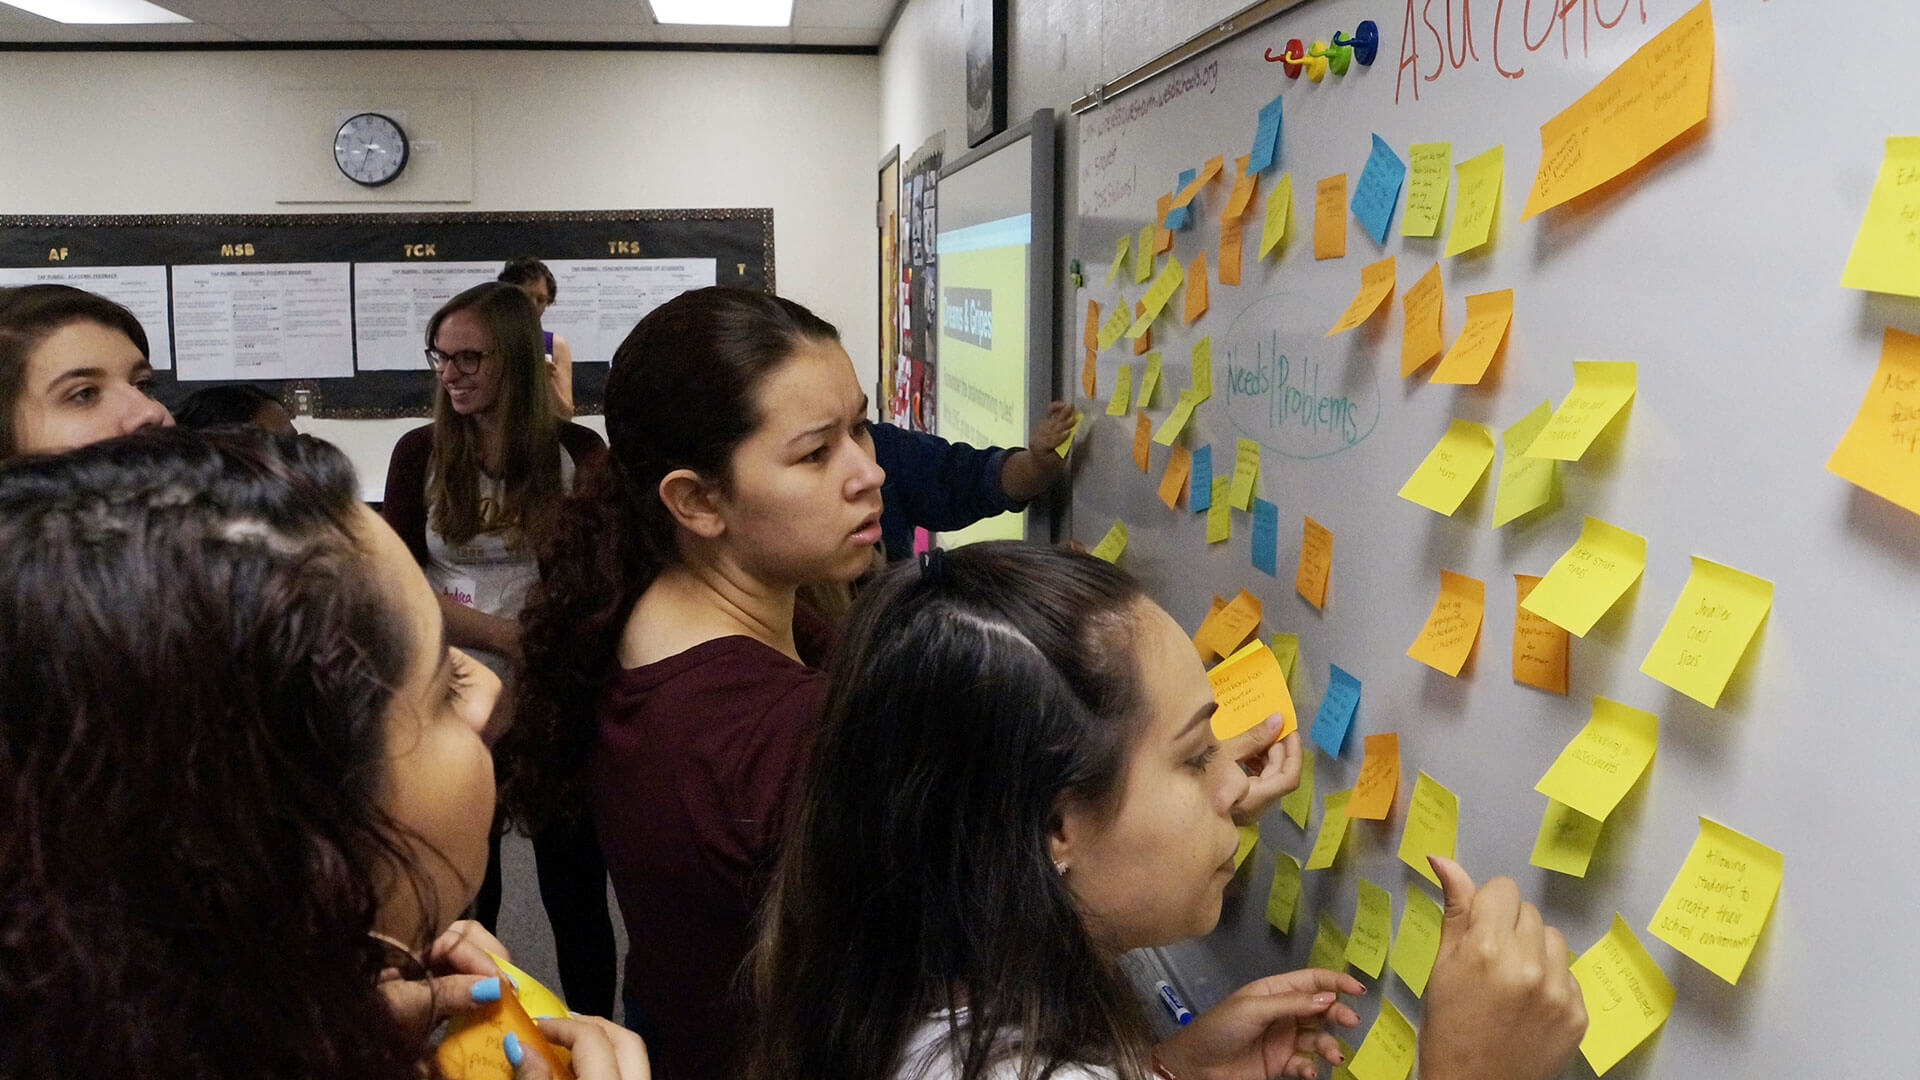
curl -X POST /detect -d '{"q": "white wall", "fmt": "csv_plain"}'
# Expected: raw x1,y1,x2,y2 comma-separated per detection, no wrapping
0,48,878,497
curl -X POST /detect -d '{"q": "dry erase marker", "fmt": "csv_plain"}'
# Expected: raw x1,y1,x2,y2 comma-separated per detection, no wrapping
1155,980,1194,1026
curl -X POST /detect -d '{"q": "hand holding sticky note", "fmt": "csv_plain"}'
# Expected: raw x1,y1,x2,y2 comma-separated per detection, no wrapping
1207,639,1298,741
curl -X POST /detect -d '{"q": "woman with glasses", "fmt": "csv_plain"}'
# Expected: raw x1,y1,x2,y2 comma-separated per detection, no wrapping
381,280,619,1021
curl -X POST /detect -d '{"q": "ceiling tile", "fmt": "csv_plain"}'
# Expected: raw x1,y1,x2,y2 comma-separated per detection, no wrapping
480,0,654,24
0,19,101,39
792,0,896,29
363,21,520,40
227,20,380,40
649,22,792,45
507,21,663,41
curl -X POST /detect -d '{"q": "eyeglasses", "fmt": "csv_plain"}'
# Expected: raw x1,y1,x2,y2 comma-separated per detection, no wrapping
424,347,491,375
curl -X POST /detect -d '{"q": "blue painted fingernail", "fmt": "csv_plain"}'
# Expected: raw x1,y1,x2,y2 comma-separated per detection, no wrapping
503,1032,524,1067
471,976,502,1003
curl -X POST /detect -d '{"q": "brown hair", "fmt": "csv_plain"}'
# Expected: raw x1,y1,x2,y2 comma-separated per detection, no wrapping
0,284,151,460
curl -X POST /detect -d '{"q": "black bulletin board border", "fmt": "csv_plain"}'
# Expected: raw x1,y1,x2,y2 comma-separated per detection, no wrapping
0,208,775,419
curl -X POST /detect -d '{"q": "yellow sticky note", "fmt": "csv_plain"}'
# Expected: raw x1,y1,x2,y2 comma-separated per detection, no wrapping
1096,299,1132,352
1348,998,1416,1080
1388,886,1443,997
1260,172,1294,258
1649,818,1782,984
1401,141,1451,237
1183,251,1210,323
1054,410,1083,460
1445,144,1503,256
1088,520,1128,564
1327,255,1396,336
1347,732,1400,821
1305,789,1352,870
1522,516,1647,637
1134,224,1155,283
1197,589,1262,660
1192,336,1213,401
1227,438,1260,510
1397,419,1496,516
1531,799,1604,877
1520,1,1714,219
1524,360,1637,460
1492,401,1558,528
1105,363,1132,416
1396,771,1457,887
1208,639,1299,741
1513,573,1570,694
1129,257,1186,337
1105,233,1130,285
1136,351,1162,409
1345,879,1392,979
1270,632,1301,682
1266,851,1303,933
1400,262,1444,377
1639,557,1774,707
1431,288,1513,385
1828,327,1920,513
1152,389,1203,445
1406,570,1485,677
1158,442,1192,509
1296,515,1332,609
1573,915,1675,1075
1842,139,1920,296
1308,913,1350,972
1534,697,1657,822
1205,476,1231,543
1131,410,1151,472
1314,174,1348,259
1132,301,1152,355
1233,822,1259,870
1279,742,1314,829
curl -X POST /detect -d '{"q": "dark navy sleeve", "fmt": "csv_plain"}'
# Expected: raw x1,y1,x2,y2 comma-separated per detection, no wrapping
870,422,1023,560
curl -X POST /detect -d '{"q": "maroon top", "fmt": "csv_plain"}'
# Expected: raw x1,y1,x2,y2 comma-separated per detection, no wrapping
589,618,830,1080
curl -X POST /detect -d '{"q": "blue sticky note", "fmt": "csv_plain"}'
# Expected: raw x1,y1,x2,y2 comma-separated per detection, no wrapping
1311,663,1362,757
1190,445,1213,512
1248,94,1284,173
1349,134,1407,245
1251,497,1279,575
1165,168,1198,229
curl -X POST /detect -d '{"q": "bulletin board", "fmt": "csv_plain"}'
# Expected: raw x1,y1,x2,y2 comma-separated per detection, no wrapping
1065,2,1920,1076
0,209,773,418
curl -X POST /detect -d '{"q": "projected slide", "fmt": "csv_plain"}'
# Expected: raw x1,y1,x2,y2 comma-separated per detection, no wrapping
936,213,1030,545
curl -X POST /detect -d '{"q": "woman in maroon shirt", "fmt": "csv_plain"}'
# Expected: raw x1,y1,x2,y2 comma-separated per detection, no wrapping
502,287,884,1080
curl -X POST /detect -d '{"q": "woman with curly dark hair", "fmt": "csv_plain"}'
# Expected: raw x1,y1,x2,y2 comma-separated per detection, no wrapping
0,427,645,1080
502,286,886,1080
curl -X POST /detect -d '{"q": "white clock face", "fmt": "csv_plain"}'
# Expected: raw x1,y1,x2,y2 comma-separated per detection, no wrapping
334,113,409,187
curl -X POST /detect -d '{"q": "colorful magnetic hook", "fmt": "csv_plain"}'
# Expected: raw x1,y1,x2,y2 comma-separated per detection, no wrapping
1272,37,1309,78
1302,40,1331,81
1329,20,1382,65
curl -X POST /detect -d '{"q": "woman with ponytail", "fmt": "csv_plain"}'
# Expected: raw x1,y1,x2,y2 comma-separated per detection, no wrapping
503,286,884,1080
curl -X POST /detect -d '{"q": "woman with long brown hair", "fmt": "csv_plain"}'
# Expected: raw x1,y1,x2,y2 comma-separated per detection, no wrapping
0,283,171,461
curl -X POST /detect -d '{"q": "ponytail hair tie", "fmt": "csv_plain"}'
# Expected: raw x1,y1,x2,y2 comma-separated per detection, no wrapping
918,548,949,586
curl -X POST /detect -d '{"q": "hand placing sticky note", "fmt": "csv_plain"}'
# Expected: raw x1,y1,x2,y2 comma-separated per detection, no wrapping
1228,438,1260,509
1572,915,1675,1075
1640,557,1773,707
1344,879,1392,978
1522,516,1647,636
1431,288,1513,385
1310,663,1361,757
1842,139,1920,297
1207,639,1298,741
1648,817,1782,984
1492,401,1558,528
1251,497,1279,576
1087,520,1128,564
1308,911,1349,969
1401,262,1444,377
1266,851,1302,933
1280,742,1313,828
1347,732,1400,820
1105,363,1132,416
1531,799,1603,877
1350,134,1407,245
1348,998,1416,1080
1296,515,1333,609
1315,174,1348,259
1534,697,1657,822
1389,886,1443,997
1525,360,1636,460
1153,389,1203,445
1305,789,1353,870
1261,172,1294,259
1401,142,1451,237
1446,144,1503,257
1206,476,1231,542
1406,570,1485,677
1158,443,1192,509
1828,326,1920,514
1521,1,1713,219
1397,419,1495,516
1054,410,1083,460
1397,771,1458,887
1327,256,1396,336
1513,573,1570,694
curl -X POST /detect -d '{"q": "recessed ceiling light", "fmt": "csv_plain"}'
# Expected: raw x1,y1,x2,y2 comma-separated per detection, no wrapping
0,0,189,23
650,0,793,27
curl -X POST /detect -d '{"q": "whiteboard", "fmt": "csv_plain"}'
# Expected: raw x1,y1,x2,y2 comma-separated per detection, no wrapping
1063,2,1920,1076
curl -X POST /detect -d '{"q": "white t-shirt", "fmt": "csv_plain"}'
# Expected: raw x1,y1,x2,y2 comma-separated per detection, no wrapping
893,1010,1119,1080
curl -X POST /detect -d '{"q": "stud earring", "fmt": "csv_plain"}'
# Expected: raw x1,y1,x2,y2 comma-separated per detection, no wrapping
1054,860,1070,875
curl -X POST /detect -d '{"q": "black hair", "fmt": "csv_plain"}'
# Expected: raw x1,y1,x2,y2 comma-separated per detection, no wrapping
497,255,558,302
173,383,285,430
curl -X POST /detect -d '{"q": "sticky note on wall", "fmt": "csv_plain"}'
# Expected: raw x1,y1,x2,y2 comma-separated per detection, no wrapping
1398,419,1495,516
1406,570,1485,677
1326,255,1397,336
1513,573,1570,694
1401,141,1451,237
1445,143,1503,257
1304,789,1353,870
1828,327,1920,514
1296,515,1333,608
1344,879,1393,978
1524,360,1637,460
1350,134,1408,244
1430,288,1513,385
1842,139,1920,297
1087,520,1128,563
1647,817,1783,984
1534,697,1657,822
1261,172,1294,258
1266,851,1303,932
1310,663,1361,757
1314,174,1348,259
1639,557,1773,707
1347,732,1400,820
1400,262,1444,376
1522,516,1647,637
1573,915,1676,1075
1348,998,1416,1080
1158,443,1192,509
1388,886,1443,997
1531,799,1604,877
1492,401,1558,529
1397,771,1458,887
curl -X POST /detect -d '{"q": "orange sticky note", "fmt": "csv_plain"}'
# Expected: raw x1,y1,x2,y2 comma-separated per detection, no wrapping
1159,443,1193,509
1207,639,1299,741
1193,594,1229,660
1314,174,1348,259
1514,574,1570,694
1223,156,1260,220
1082,299,1099,351
1154,193,1174,253
1184,252,1210,322
1431,288,1514,385
1348,733,1401,820
1198,588,1263,660
1296,516,1332,609
1198,153,1224,186
1081,346,1096,399
1401,262,1445,377
1133,300,1152,354
1220,219,1244,286
1406,570,1486,677
1131,410,1151,472
1827,326,1920,515
1326,256,1396,336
